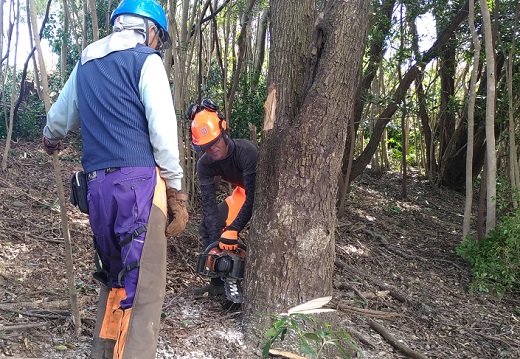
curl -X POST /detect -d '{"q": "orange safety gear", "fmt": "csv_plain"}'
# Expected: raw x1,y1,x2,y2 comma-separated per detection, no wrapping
219,229,239,251
191,109,227,151
224,186,246,227
114,308,132,359
99,288,127,340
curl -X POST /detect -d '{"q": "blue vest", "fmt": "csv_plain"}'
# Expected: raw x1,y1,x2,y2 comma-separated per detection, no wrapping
77,45,158,173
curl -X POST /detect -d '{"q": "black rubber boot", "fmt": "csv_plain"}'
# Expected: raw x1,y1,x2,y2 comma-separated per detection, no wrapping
193,278,225,296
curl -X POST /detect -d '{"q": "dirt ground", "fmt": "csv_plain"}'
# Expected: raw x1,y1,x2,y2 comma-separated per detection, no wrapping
0,139,519,359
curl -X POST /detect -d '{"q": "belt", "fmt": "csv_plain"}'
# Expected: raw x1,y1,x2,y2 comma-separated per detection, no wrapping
87,167,120,181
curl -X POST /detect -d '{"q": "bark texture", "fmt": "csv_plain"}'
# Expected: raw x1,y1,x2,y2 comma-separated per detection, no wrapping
244,0,371,321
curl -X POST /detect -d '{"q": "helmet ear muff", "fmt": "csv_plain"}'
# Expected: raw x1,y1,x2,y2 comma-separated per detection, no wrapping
221,119,227,131
187,103,201,121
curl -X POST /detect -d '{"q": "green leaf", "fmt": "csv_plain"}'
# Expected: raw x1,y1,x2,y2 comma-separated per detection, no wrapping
303,332,321,342
262,340,272,358
274,317,288,329
55,345,68,351
280,328,287,341
300,340,316,357
264,327,278,339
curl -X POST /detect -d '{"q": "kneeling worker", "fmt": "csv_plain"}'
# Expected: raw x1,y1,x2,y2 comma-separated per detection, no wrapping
189,99,258,302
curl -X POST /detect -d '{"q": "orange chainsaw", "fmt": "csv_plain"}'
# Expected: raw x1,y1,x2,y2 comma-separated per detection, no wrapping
196,242,246,303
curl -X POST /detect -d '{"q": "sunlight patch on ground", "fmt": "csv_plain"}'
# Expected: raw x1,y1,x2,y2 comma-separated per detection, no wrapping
338,243,368,257
397,201,422,211
181,306,202,319
365,214,376,221
0,243,32,285
0,242,30,262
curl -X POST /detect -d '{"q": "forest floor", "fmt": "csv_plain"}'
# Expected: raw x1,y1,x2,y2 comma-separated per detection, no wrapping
0,139,519,359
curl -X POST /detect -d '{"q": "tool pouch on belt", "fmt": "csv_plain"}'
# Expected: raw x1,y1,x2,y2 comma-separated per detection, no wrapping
70,171,89,214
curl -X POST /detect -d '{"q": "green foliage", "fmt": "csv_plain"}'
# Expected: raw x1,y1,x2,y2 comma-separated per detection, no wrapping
456,208,520,297
42,0,116,73
262,313,357,358
203,61,267,142
229,73,266,141
0,70,48,140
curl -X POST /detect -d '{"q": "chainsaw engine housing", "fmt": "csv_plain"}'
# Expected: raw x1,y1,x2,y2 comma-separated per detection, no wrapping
196,243,246,280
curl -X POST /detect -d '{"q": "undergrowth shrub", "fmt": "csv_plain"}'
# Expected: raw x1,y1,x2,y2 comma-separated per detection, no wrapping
263,312,357,358
262,297,358,358
456,208,520,296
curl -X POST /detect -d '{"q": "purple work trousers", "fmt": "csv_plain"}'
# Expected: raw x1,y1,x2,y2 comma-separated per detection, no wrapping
87,166,156,309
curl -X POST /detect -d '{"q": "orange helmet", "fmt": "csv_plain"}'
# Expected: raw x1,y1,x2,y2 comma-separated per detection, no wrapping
191,109,227,151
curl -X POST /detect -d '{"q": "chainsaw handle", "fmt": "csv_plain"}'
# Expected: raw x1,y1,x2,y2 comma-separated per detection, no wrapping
203,241,246,254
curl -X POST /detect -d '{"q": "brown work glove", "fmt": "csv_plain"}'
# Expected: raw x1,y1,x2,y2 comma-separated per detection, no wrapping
42,135,66,155
165,188,189,237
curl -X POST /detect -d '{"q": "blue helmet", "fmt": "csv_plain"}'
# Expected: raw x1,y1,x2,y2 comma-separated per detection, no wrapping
111,0,170,43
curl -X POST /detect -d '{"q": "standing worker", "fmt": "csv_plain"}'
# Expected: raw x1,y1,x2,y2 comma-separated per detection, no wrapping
188,99,258,301
41,0,188,358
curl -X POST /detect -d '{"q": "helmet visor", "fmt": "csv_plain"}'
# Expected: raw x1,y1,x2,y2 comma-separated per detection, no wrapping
192,132,223,152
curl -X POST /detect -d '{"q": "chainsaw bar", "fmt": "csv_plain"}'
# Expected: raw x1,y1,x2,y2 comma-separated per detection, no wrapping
224,278,243,303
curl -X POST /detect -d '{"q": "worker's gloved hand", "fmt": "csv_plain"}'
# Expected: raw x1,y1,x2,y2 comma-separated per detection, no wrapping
219,230,238,251
42,136,65,155
165,188,189,237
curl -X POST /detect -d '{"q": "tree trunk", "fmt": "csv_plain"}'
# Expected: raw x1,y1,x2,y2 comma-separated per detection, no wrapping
477,155,487,241
252,8,268,86
244,0,371,327
88,0,99,42
506,2,520,208
438,40,456,166
463,0,481,239
479,0,497,234
61,0,71,85
398,5,407,199
28,0,82,335
1,0,19,172
409,13,435,176
341,0,395,177
226,0,255,121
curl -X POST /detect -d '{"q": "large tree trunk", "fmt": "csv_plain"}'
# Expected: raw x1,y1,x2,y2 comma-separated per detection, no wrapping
437,33,457,166
244,0,371,325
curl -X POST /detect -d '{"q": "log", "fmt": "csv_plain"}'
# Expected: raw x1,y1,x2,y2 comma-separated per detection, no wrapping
369,320,429,359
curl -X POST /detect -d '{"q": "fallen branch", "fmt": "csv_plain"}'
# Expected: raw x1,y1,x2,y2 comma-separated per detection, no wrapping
0,322,49,331
335,283,390,300
268,349,306,359
335,259,437,316
362,229,464,272
0,300,71,311
363,229,422,261
346,328,377,349
369,320,429,359
337,302,401,318
5,227,63,244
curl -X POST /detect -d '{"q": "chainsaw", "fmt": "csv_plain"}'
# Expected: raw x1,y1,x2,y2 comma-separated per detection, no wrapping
196,241,246,303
